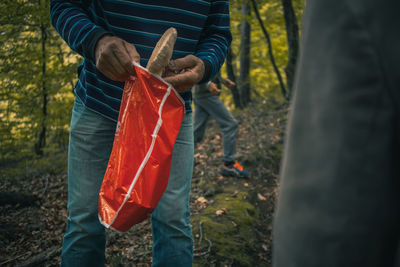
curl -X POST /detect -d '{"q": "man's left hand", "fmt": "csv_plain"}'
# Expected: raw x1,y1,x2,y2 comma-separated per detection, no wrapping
163,55,205,92
208,82,221,95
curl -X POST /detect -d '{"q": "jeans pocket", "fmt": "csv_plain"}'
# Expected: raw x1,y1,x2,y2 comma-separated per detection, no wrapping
72,96,85,114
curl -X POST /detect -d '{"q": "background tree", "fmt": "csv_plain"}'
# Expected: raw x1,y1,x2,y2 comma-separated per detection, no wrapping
225,48,243,108
225,0,303,105
251,0,287,99
0,0,78,162
281,0,300,99
238,1,252,107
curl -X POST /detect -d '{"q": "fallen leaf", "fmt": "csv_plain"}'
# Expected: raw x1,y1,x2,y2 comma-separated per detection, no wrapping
257,193,267,201
197,196,208,203
262,244,268,251
216,209,224,216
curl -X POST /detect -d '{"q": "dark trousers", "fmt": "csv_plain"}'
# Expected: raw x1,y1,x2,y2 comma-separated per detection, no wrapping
273,1,400,266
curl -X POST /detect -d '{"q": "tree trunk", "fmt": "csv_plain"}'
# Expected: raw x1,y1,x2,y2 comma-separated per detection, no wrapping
239,2,251,107
250,0,288,100
282,0,300,99
35,23,47,155
225,48,243,108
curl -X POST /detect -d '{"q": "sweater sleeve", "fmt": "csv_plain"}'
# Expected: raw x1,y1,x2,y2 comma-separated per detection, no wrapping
195,0,232,83
50,0,112,61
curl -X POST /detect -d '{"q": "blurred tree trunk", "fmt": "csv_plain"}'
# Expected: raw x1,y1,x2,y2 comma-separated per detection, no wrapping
282,0,300,99
239,1,251,107
226,48,243,108
35,23,48,155
250,0,287,100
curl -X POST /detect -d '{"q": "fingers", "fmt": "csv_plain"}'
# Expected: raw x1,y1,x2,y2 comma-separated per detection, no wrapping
168,55,198,71
116,42,137,77
163,70,202,92
163,73,191,92
164,69,201,86
228,80,236,88
226,81,236,89
97,51,125,81
208,82,221,95
163,55,205,92
95,36,140,81
124,41,140,69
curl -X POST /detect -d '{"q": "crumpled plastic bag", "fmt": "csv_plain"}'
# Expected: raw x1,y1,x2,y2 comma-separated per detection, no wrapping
98,63,185,232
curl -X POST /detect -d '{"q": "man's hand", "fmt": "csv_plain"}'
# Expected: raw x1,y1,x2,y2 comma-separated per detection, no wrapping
208,82,221,95
95,35,140,82
163,55,205,92
222,78,236,89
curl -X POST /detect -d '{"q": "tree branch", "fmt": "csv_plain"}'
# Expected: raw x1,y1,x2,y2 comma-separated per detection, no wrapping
250,0,288,100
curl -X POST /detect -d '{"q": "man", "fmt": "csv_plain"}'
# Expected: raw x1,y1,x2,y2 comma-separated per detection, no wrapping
273,0,400,266
193,74,248,178
50,1,231,266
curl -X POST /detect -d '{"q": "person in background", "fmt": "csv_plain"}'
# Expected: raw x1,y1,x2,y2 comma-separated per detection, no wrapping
193,73,249,178
50,0,231,266
273,0,400,266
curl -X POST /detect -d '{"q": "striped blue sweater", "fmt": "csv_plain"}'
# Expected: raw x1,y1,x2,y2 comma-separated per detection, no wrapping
50,0,232,121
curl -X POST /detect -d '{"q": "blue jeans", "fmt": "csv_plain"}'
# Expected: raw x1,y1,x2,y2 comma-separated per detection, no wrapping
193,95,238,164
61,97,194,266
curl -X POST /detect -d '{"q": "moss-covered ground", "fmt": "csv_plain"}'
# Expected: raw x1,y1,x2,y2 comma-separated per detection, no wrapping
192,185,258,266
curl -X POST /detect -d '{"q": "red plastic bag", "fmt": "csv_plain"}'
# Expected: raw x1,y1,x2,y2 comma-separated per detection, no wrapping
98,63,185,232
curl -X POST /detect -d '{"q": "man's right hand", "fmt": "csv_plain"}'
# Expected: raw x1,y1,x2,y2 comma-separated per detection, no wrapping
95,36,140,82
222,78,236,89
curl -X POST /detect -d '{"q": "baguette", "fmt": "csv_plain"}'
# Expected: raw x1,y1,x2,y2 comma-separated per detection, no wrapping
146,27,178,76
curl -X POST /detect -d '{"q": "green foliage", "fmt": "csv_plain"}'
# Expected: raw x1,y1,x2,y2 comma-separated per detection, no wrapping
0,0,79,163
0,150,67,183
223,0,304,103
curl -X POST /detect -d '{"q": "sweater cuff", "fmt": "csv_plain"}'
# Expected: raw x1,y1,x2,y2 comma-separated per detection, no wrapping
82,27,114,62
198,59,212,83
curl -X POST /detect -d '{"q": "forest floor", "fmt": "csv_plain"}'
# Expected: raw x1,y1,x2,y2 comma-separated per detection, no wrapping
0,100,288,267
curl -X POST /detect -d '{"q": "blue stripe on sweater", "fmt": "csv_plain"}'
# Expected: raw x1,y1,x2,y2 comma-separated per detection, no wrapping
50,0,231,121
103,10,203,31
104,0,208,19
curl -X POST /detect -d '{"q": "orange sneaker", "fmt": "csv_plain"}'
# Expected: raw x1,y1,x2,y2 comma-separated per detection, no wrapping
220,161,249,178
